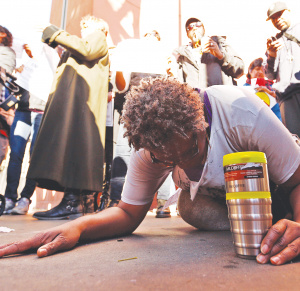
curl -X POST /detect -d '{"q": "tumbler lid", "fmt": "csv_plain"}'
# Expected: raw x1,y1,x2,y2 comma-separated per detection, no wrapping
226,191,271,200
223,152,267,166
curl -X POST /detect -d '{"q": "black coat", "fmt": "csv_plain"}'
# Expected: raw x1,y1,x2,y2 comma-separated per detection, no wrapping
27,26,109,192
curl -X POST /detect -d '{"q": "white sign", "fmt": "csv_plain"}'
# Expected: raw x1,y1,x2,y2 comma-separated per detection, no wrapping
15,44,59,102
12,37,24,59
110,39,168,75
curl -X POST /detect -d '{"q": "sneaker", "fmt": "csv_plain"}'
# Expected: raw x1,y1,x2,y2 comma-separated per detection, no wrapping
3,198,15,214
11,197,30,215
155,199,171,218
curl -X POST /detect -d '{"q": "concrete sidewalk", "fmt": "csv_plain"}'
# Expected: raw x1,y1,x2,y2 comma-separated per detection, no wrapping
1,213,300,291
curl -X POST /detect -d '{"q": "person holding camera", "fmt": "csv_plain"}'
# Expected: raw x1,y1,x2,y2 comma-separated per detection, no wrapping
173,17,244,88
0,26,16,165
3,43,50,215
265,2,300,137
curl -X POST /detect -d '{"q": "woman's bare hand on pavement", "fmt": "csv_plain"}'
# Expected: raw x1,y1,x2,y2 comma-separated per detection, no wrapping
257,219,300,265
0,223,81,258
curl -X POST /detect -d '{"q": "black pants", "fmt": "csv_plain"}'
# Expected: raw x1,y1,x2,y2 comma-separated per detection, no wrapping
280,91,300,137
104,126,114,185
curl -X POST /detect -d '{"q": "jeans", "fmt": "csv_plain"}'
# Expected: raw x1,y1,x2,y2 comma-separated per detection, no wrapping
5,110,43,202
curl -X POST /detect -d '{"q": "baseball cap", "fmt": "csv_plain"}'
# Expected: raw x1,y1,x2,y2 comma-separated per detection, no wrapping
185,17,202,30
266,1,288,21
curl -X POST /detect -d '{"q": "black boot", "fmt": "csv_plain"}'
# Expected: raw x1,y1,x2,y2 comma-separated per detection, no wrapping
33,191,85,220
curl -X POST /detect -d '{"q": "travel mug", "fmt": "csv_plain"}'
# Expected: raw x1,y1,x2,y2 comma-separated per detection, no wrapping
223,152,273,259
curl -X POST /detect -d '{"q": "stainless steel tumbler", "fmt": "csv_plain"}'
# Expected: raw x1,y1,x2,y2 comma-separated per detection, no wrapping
223,152,273,259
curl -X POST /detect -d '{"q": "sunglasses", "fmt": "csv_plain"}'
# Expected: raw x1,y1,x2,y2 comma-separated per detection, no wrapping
186,22,203,31
150,136,199,166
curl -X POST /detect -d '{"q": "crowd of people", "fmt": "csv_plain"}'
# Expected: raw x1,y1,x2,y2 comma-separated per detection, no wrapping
0,1,300,266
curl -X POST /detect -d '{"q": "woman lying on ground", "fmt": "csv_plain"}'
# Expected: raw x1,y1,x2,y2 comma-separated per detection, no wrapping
1,78,300,266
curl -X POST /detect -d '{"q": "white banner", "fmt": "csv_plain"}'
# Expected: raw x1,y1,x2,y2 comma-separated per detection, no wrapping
110,39,168,75
15,44,59,102
12,37,25,59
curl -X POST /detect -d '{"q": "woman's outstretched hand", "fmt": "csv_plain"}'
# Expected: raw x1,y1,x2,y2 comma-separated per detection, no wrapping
0,222,81,258
257,219,300,265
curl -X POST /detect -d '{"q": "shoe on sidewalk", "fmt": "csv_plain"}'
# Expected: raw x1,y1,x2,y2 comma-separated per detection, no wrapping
33,191,94,220
11,197,30,215
3,198,15,214
156,199,171,218
108,199,119,208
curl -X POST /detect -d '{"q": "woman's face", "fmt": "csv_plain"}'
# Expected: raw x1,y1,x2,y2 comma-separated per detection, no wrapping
250,66,265,79
149,130,207,169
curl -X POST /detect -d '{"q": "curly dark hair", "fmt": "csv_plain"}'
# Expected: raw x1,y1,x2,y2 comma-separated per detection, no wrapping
122,77,208,154
0,26,13,47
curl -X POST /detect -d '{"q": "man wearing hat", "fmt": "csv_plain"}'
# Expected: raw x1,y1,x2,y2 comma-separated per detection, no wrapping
265,2,300,137
173,17,244,88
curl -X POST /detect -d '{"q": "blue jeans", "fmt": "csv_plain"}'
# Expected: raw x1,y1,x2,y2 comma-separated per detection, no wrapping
5,110,43,202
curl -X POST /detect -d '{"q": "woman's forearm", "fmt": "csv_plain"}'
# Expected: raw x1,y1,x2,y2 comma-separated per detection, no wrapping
76,202,151,241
